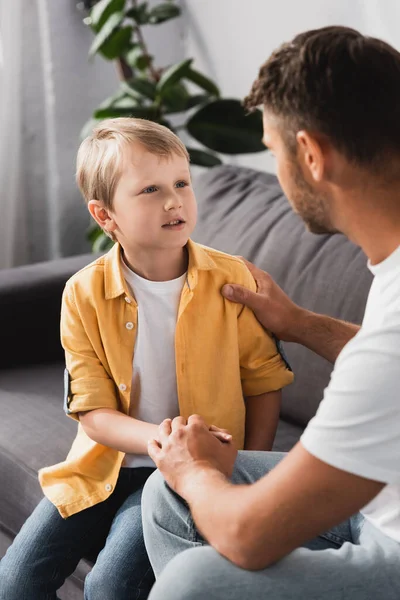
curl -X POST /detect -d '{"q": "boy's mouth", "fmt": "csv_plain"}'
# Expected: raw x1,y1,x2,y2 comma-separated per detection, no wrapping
162,218,186,229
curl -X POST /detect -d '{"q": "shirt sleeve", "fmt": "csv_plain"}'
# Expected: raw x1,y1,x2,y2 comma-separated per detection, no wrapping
61,283,119,421
237,265,294,397
301,324,400,485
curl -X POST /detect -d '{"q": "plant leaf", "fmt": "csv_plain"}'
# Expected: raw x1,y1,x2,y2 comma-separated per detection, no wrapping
93,232,115,253
185,94,210,109
87,223,104,244
125,45,153,70
162,82,189,114
186,148,222,167
90,0,125,33
89,12,124,58
157,58,193,95
125,2,149,25
98,88,128,109
148,3,181,24
97,25,133,60
185,68,220,97
186,99,265,154
122,78,157,100
94,104,159,119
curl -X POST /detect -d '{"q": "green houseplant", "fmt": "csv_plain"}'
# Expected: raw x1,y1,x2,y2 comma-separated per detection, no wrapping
81,0,265,251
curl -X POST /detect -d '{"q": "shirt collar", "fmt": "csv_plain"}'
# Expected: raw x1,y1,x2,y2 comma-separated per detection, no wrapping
104,239,216,299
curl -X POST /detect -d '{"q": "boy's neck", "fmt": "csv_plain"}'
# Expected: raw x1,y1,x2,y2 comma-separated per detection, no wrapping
122,244,188,282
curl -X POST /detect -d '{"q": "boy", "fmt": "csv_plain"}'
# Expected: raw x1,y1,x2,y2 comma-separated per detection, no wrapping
0,118,293,600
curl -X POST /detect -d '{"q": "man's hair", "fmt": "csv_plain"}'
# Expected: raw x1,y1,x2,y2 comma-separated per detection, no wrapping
245,26,400,170
76,117,189,210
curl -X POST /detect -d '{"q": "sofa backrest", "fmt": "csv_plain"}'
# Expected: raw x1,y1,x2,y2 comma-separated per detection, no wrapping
193,165,373,427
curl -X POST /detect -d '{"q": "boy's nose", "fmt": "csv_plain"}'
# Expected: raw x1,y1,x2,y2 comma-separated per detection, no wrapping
164,194,182,211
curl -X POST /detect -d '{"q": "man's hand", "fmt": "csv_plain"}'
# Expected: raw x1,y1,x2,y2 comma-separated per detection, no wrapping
222,258,302,342
148,415,238,499
222,258,360,363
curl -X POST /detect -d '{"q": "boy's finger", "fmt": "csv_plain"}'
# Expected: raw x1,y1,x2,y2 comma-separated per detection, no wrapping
211,431,232,443
209,424,230,435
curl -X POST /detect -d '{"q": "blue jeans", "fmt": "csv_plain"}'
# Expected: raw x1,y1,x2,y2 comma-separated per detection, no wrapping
142,452,400,599
0,467,155,600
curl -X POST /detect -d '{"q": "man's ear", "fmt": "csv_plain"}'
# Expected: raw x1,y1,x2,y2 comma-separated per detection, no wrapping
88,200,117,235
296,131,325,182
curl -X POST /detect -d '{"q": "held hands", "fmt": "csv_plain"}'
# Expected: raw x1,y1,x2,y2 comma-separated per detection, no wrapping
222,258,302,343
148,415,238,499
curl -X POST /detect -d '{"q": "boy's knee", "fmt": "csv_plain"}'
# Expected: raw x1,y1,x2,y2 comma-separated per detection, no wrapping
0,566,35,600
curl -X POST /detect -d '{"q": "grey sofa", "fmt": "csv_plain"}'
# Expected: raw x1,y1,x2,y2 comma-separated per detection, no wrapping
0,165,373,599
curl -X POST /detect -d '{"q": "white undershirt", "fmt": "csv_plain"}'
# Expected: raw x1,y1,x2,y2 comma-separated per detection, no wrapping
302,245,400,542
121,260,185,468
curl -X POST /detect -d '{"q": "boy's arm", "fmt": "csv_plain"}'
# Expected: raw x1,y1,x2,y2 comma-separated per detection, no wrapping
244,390,281,451
79,409,159,454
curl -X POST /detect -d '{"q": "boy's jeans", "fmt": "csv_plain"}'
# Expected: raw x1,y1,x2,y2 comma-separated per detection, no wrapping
142,452,400,600
0,467,155,600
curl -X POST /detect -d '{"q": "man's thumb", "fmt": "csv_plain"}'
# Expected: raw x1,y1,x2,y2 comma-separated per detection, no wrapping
222,284,256,307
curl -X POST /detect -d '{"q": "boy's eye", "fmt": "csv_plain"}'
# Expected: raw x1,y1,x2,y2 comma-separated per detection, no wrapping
142,185,158,194
175,181,188,188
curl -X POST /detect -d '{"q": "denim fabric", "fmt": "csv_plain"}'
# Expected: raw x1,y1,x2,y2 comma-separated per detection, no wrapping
0,467,155,600
142,451,400,600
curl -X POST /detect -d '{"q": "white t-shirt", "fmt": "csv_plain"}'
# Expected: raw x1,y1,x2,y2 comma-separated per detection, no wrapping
121,260,185,468
302,245,400,542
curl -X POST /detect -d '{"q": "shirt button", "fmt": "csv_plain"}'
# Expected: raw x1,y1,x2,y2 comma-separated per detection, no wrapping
125,321,134,330
105,483,113,492
119,383,127,392
124,296,131,303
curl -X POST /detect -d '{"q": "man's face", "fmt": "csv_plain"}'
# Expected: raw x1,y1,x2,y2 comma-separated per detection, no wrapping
262,111,337,235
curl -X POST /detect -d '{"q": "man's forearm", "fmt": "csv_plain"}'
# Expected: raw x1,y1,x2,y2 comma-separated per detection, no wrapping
291,309,360,364
181,467,246,556
79,408,158,454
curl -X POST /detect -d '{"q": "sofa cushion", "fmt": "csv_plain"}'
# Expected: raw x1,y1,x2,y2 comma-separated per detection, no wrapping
193,165,373,426
0,363,75,535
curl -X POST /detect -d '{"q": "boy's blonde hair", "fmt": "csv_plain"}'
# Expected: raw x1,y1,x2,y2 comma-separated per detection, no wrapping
76,117,190,211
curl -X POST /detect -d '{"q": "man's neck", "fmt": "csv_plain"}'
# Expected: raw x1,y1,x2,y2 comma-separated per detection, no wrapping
122,244,188,281
334,184,400,265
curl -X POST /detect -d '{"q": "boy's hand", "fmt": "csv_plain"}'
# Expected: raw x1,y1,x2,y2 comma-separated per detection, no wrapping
209,424,232,443
222,258,302,343
148,415,238,499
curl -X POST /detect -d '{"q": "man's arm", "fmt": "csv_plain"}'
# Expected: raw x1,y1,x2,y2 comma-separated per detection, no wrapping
181,443,383,570
149,418,384,571
222,259,359,364
244,391,281,451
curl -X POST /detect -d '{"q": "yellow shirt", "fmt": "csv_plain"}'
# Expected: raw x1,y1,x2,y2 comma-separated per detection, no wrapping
39,240,293,518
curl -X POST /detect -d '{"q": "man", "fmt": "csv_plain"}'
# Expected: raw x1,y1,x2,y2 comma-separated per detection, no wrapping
141,26,400,599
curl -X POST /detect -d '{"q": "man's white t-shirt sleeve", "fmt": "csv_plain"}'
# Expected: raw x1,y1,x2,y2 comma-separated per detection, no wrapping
301,323,400,486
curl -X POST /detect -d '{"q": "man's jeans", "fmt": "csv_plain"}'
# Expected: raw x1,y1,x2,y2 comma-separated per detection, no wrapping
142,452,400,600
0,467,155,600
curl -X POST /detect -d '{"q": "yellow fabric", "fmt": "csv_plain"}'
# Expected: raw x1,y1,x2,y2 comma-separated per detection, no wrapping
39,240,293,517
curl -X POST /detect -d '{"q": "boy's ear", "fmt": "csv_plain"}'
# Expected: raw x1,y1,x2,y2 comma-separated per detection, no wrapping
88,200,117,235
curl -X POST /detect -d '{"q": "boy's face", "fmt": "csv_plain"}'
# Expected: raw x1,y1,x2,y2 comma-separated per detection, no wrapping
107,143,197,250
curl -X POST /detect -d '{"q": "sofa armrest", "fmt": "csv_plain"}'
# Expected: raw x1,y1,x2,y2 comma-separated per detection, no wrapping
0,253,97,369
